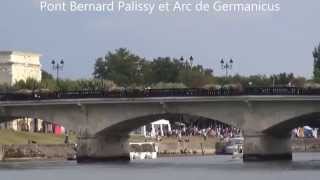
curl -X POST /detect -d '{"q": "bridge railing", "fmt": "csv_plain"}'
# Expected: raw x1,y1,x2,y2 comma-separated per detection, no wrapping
1,87,320,101
245,87,320,95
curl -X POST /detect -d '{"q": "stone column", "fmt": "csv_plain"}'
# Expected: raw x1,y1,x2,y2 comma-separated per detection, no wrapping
76,134,130,163
243,131,292,161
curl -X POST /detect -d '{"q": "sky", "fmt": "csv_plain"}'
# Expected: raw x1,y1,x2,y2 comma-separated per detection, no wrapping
0,0,320,79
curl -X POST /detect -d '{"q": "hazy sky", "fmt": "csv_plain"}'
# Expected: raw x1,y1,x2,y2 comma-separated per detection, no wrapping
1,0,320,79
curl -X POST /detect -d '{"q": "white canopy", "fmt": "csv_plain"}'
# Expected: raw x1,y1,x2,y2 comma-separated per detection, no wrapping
151,119,170,125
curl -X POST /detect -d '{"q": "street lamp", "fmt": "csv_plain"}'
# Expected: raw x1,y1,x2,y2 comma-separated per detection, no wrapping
220,58,233,79
313,49,319,63
51,59,64,88
272,75,276,88
180,56,184,62
189,56,194,67
180,56,194,69
135,61,143,86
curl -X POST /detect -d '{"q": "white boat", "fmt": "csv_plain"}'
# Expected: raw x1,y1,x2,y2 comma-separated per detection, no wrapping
232,148,243,159
129,142,158,160
224,137,244,155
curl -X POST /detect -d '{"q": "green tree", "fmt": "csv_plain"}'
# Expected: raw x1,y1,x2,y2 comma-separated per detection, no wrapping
14,78,42,90
152,82,187,89
271,73,295,86
93,48,144,86
42,70,54,80
215,73,304,87
93,57,106,79
178,69,215,88
313,43,320,82
148,57,180,83
93,49,217,88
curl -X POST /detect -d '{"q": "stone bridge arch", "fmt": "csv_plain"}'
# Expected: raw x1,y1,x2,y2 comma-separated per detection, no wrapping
73,101,248,163
96,113,240,137
87,100,249,137
241,101,320,162
81,112,241,163
263,112,320,136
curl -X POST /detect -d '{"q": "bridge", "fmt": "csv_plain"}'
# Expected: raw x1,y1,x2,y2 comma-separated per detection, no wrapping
1,87,320,162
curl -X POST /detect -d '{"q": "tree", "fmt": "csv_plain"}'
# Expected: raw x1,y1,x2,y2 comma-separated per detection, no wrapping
14,78,41,90
93,48,144,86
152,82,187,89
93,49,217,88
313,43,320,82
148,57,180,83
214,73,304,87
93,57,106,79
178,69,215,88
271,73,295,86
42,70,54,80
40,70,57,90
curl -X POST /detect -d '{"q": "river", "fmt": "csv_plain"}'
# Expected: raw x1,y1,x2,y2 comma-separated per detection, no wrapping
0,153,320,180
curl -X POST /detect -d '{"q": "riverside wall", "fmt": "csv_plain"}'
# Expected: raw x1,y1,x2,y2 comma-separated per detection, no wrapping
0,144,76,161
157,138,320,156
292,138,320,152
0,138,319,161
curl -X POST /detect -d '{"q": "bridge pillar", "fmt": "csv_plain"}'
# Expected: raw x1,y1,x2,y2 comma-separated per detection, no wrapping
243,132,292,162
76,134,130,163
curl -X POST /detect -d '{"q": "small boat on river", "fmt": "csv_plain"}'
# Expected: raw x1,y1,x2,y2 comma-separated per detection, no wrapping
129,142,158,160
223,136,244,159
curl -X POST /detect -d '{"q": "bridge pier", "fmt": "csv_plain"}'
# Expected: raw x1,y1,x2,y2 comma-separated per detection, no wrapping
243,132,292,162
76,134,130,163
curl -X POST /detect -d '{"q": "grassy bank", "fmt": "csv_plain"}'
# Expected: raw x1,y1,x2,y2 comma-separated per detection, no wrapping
0,129,76,145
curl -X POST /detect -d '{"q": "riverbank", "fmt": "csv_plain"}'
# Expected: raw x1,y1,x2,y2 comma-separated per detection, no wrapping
129,135,217,156
0,144,76,161
0,129,76,145
129,136,320,156
292,138,320,152
1,132,320,161
0,129,77,161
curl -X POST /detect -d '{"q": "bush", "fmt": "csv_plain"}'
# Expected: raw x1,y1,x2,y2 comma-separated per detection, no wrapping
215,141,226,154
152,82,187,89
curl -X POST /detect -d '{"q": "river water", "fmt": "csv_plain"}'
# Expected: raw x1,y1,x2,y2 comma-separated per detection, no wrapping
1,153,320,180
